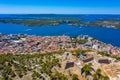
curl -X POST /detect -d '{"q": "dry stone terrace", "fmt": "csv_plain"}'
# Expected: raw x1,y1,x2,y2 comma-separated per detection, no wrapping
61,51,120,80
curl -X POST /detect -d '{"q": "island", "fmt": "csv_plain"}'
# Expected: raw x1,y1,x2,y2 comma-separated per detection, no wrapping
0,18,81,26
0,18,120,29
71,18,120,29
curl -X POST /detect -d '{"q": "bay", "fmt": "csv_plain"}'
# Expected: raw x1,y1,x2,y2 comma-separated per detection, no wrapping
0,23,120,47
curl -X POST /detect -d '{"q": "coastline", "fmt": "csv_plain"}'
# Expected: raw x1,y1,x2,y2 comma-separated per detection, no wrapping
0,17,120,29
0,15,120,80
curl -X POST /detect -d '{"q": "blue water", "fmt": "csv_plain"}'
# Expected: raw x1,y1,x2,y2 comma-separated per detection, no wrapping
0,23,120,47
1,14,120,19
0,14,120,47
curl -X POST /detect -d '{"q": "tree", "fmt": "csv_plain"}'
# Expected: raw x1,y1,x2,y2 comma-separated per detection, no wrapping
72,74,79,80
93,69,109,80
81,63,92,77
103,76,109,80
51,71,68,80
93,69,101,80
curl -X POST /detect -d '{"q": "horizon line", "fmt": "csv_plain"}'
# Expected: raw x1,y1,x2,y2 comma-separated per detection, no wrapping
0,13,120,15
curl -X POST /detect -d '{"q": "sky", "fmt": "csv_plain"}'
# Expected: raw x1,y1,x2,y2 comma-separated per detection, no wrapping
0,0,120,14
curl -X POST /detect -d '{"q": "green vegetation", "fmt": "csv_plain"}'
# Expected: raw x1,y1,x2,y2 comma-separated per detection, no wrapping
81,63,109,80
81,63,92,77
0,50,82,80
0,18,120,29
51,71,68,80
71,38,87,44
0,18,81,26
98,51,120,61
84,19,120,29
70,18,120,29
0,52,68,80
72,74,79,80
98,51,110,57
71,49,92,57
0,50,115,80
93,69,109,80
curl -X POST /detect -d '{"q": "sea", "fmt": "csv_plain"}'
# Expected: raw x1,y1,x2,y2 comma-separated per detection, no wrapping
0,14,120,47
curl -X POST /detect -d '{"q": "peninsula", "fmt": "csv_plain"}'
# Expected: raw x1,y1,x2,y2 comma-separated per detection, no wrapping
0,34,120,80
